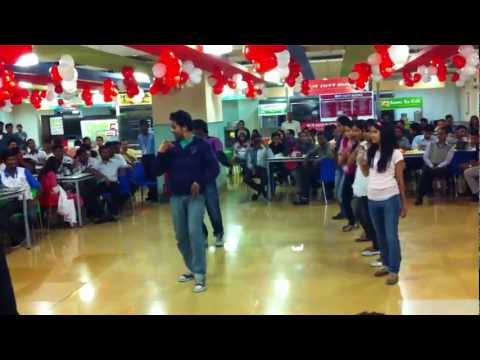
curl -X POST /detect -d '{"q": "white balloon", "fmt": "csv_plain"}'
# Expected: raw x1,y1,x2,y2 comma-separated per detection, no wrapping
458,45,475,57
367,53,382,66
427,65,438,76
455,80,465,87
462,65,477,77
372,74,383,82
152,63,167,79
348,71,360,81
47,83,55,92
116,80,126,92
63,91,75,100
190,74,202,85
417,65,427,75
277,66,290,79
388,45,410,66
62,80,77,93
59,54,75,67
207,76,217,87
191,68,202,78
182,60,195,74
232,74,242,84
371,65,381,76
58,64,76,81
466,52,479,67
46,91,56,101
275,50,290,67
422,74,431,83
459,70,469,82
2,100,13,113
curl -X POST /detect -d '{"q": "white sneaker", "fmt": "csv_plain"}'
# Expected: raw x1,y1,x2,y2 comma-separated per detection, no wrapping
193,281,207,293
362,249,381,257
215,235,224,248
369,260,383,268
178,273,195,283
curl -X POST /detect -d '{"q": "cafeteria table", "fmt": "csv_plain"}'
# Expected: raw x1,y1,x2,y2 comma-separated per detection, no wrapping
0,188,31,249
57,173,96,226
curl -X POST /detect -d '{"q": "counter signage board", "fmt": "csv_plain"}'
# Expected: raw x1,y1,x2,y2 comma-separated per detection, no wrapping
307,77,357,95
118,92,152,106
258,102,288,116
380,97,423,109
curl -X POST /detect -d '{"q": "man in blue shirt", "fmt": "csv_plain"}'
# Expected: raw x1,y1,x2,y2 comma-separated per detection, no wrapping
155,110,219,293
138,119,158,202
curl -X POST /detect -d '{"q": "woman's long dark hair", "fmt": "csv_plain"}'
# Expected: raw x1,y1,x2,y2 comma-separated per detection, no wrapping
367,122,398,173
38,157,61,180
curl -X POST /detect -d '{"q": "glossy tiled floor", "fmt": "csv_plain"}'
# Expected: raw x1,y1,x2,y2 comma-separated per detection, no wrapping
7,179,479,315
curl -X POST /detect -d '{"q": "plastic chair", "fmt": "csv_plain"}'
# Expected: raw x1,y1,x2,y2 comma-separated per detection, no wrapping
131,161,157,204
447,151,477,197
318,158,336,204
118,174,135,214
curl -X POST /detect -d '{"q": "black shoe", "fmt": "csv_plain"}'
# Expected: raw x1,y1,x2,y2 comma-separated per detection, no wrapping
472,194,479,202
414,198,423,206
251,193,259,201
332,213,345,220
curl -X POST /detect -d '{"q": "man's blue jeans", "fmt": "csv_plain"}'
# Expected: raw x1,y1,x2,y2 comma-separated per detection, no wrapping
170,195,207,281
368,195,402,274
203,182,224,238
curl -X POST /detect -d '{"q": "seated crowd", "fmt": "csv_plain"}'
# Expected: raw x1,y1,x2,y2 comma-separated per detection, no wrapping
0,124,144,250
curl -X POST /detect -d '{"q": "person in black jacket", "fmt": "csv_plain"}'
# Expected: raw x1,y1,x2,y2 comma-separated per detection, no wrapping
155,110,219,293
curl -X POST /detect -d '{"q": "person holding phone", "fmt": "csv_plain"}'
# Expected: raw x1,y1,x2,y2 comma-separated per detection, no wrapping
154,110,219,293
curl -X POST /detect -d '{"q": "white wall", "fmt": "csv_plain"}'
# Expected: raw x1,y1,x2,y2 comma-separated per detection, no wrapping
10,103,41,143
390,82,461,122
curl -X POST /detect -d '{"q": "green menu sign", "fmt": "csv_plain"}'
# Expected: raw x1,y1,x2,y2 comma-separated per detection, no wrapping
258,102,288,116
380,97,423,110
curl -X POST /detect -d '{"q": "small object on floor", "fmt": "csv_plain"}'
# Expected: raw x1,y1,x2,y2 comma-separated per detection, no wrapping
386,273,399,285
357,311,386,315
374,268,389,277
414,198,423,206
251,193,259,201
178,273,195,283
369,260,384,268
215,235,224,248
193,281,207,293
362,248,380,257
342,224,355,232
332,213,345,220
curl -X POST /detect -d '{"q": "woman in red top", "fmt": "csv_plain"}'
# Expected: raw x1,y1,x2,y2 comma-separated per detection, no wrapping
38,157,62,208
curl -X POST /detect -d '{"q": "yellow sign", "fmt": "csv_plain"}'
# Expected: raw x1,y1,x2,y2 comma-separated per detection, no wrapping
118,91,152,106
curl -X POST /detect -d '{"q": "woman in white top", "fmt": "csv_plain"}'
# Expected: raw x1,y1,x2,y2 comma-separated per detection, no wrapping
359,122,407,286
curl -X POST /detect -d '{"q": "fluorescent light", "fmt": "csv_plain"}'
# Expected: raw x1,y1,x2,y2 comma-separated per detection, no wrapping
203,45,233,56
134,72,150,83
15,53,39,67
18,81,33,89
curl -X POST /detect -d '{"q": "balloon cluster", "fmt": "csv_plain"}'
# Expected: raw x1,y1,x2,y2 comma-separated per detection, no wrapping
103,79,118,102
415,64,439,84
181,60,203,88
450,45,479,87
118,66,140,98
244,76,264,99
49,55,78,97
402,69,422,87
285,58,303,88
81,85,93,106
348,63,372,89
243,45,289,76
0,64,29,111
208,69,229,95
0,45,33,65
29,89,47,109
149,49,182,96
300,80,311,95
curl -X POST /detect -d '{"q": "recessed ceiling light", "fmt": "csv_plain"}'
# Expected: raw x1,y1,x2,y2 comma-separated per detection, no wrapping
15,53,39,67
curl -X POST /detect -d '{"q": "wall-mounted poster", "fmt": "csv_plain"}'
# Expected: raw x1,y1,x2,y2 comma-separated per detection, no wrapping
80,119,119,141
49,116,64,135
320,92,374,121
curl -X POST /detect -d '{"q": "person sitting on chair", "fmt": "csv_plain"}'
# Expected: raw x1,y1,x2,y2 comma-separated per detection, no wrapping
0,149,40,249
411,124,436,151
395,125,411,151
447,125,468,149
244,133,273,201
415,127,455,205
89,146,128,222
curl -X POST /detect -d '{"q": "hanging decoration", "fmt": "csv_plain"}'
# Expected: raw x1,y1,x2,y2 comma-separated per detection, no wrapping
29,89,46,109
149,49,182,96
348,62,372,89
81,85,93,106
208,69,228,95
0,45,33,65
103,79,118,102
120,66,140,98
285,58,302,88
450,45,479,87
401,69,422,87
0,65,29,111
181,60,203,87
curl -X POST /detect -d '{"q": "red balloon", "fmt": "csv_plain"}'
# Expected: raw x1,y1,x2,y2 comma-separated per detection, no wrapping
123,76,136,88
269,45,288,53
404,79,414,87
452,54,466,69
50,65,63,83
0,90,11,101
374,45,390,54
58,99,64,106
0,100,5,108
127,86,139,98
227,79,237,89
179,71,189,85
402,69,411,81
121,66,134,78
0,45,33,65
254,55,278,73
212,84,224,95
19,88,29,98
54,84,63,94
285,76,296,87
256,88,263,95
40,90,47,98
413,73,422,83
451,72,460,82
10,94,23,105
165,75,179,88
